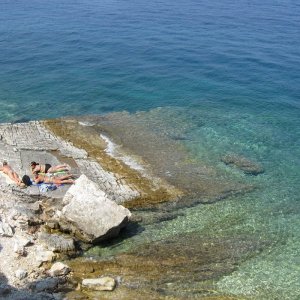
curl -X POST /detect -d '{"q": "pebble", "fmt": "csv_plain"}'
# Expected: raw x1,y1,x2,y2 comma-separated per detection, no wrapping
15,269,28,280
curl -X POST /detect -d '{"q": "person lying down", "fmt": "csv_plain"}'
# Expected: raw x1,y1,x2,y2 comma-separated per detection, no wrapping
33,173,75,185
30,161,70,174
0,161,23,186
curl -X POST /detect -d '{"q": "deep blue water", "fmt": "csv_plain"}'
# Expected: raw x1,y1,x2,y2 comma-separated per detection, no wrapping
1,0,300,299
0,0,299,121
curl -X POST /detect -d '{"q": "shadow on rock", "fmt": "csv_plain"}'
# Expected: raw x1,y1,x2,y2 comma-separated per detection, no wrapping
92,221,145,249
0,271,74,300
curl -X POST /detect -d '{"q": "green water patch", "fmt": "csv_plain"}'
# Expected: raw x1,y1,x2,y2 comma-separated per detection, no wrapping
217,235,300,300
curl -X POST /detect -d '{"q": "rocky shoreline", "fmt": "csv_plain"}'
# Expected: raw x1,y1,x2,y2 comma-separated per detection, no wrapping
0,117,264,299
0,119,182,299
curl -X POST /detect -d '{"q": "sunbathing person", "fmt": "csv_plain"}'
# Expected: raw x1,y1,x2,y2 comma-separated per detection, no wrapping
30,161,69,174
0,161,22,185
33,173,75,185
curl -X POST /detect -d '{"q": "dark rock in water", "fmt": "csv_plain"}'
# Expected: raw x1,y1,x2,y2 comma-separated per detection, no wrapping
221,153,264,175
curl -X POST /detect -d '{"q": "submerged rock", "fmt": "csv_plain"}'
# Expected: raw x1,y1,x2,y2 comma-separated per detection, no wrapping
68,232,272,299
82,277,116,291
221,153,264,175
59,174,131,243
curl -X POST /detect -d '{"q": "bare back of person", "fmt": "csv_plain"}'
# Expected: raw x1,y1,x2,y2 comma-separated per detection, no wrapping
0,162,21,185
34,173,74,185
31,162,69,174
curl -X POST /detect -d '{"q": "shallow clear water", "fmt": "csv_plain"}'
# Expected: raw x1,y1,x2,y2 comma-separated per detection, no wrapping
86,104,299,299
1,0,300,298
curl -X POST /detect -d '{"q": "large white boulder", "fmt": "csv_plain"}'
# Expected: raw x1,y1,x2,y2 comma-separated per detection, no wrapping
60,174,131,243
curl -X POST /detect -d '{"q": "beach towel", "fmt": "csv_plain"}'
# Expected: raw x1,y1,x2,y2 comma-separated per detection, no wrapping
39,183,57,193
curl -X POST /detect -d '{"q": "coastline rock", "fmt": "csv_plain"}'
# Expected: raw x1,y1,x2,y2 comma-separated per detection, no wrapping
82,277,116,291
47,262,70,277
36,246,56,266
221,153,264,175
13,235,33,256
18,235,34,247
7,204,42,231
46,220,60,229
15,269,28,280
38,232,75,253
0,219,14,237
31,277,60,293
13,243,26,256
59,174,131,243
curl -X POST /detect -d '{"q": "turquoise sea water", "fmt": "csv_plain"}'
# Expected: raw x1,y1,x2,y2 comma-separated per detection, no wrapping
1,0,300,298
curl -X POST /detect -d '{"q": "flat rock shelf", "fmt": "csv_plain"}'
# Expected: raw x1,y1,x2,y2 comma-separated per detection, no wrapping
0,119,182,300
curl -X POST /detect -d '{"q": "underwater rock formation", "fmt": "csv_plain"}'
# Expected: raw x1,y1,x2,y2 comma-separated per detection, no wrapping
221,153,264,175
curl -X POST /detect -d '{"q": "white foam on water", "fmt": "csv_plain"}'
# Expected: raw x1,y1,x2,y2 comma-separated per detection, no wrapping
78,121,95,127
100,134,144,172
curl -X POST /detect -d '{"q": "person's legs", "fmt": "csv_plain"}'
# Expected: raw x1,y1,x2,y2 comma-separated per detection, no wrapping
48,165,69,173
61,179,75,184
8,171,21,184
53,178,74,184
13,172,21,184
57,164,69,169
7,172,16,182
57,174,73,180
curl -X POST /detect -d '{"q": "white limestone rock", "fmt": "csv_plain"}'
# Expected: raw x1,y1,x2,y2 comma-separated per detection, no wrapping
0,219,14,237
13,242,26,256
14,235,33,253
60,174,131,243
15,269,28,280
82,277,116,291
36,246,56,266
47,262,70,277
